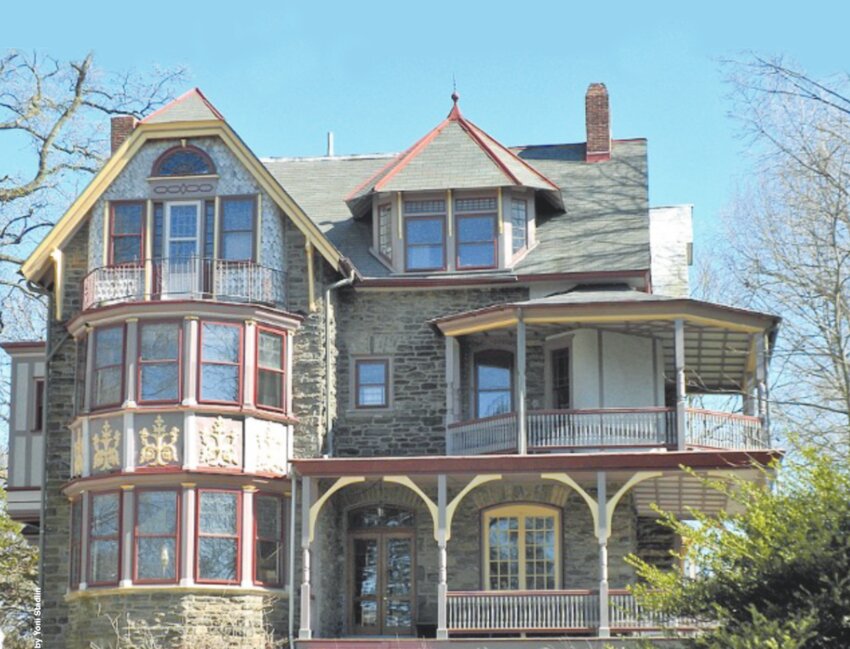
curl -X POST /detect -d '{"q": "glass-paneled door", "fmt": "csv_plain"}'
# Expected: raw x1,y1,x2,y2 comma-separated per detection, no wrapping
162,201,202,296
350,531,414,635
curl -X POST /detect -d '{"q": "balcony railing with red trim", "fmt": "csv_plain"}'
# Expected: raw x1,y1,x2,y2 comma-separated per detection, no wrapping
81,257,286,311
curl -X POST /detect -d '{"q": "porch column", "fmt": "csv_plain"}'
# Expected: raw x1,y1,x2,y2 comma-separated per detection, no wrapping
445,337,461,425
437,474,449,639
517,311,528,454
674,319,686,450
124,318,139,408
299,476,314,640
754,332,769,445
597,471,610,638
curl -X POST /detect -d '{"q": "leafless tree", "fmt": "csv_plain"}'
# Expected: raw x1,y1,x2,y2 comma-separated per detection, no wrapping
718,54,850,453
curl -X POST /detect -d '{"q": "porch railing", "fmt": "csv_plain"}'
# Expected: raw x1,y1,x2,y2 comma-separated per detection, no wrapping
447,407,768,455
81,257,286,311
447,590,599,632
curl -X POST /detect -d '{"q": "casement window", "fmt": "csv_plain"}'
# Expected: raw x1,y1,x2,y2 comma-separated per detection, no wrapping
152,145,216,177
551,347,571,410
89,492,121,586
377,203,392,261
32,378,45,432
134,490,179,583
69,497,82,588
196,490,241,584
456,197,498,269
138,322,182,403
354,358,390,409
219,197,255,261
404,199,446,271
256,328,286,411
109,202,145,265
254,494,284,586
199,322,242,404
511,198,528,253
475,350,513,417
484,504,560,590
92,326,125,409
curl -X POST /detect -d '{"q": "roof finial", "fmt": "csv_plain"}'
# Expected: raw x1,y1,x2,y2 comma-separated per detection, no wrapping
449,75,461,119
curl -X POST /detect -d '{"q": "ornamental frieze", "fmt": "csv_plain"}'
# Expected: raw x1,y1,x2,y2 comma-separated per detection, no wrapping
198,416,241,468
138,415,180,467
254,421,287,475
91,420,121,473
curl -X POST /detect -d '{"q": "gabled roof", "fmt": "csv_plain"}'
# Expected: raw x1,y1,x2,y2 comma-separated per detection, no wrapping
22,90,347,283
346,95,562,214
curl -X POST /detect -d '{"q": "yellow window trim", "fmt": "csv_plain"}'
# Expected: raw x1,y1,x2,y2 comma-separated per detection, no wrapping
483,503,561,590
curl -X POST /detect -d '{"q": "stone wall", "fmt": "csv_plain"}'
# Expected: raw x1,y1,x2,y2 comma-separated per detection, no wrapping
635,516,677,571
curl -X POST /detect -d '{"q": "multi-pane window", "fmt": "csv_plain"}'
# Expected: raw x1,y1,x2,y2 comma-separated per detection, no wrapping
511,198,528,253
220,197,255,261
475,351,512,417
199,322,242,403
152,146,216,177
138,322,181,403
256,329,286,411
551,348,571,409
197,490,240,583
110,202,145,265
355,359,389,408
135,490,179,583
484,505,560,591
404,199,445,271
89,492,121,586
93,326,124,408
254,494,284,586
456,197,498,269
69,497,82,588
377,203,392,261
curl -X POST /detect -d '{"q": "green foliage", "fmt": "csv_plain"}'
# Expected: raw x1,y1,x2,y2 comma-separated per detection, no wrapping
0,484,39,648
626,448,850,648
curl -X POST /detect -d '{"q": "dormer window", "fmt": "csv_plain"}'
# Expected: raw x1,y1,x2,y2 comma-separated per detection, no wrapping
511,198,528,253
404,199,446,271
152,145,216,177
456,197,498,269
377,203,392,261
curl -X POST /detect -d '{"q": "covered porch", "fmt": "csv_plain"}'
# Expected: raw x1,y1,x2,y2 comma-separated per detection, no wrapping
292,450,777,642
433,290,780,455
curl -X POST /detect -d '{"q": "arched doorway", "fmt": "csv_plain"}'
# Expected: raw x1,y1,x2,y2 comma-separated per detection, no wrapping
348,505,415,636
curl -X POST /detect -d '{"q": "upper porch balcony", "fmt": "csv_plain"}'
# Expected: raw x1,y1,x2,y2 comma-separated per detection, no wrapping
81,256,286,311
434,287,780,456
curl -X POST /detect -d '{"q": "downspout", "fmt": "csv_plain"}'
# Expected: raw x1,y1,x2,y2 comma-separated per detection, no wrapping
288,469,298,646
324,269,356,456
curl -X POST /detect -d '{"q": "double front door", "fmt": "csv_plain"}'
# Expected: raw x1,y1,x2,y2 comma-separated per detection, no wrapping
350,530,414,635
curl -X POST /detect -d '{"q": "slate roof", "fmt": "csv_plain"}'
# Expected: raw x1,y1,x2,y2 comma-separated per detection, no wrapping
141,88,225,124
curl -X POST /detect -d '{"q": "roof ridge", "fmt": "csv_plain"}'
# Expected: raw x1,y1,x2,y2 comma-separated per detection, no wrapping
140,87,225,124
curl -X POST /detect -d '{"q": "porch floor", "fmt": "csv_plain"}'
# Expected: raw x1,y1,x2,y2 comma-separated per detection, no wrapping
297,638,685,649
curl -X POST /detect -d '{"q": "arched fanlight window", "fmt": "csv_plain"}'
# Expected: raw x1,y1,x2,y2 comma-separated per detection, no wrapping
152,145,216,177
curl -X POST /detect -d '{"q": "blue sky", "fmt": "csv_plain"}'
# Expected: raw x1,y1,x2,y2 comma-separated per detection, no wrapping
3,0,850,251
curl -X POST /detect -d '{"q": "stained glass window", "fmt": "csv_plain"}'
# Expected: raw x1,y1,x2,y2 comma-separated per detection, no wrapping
152,146,215,176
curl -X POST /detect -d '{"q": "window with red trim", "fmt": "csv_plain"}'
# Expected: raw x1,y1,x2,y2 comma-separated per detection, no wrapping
404,199,446,271
196,490,240,584
254,494,284,586
134,489,179,583
456,197,498,269
219,197,255,261
138,322,182,404
92,326,125,409
89,492,121,586
256,328,286,411
69,497,82,588
199,322,242,404
109,201,145,265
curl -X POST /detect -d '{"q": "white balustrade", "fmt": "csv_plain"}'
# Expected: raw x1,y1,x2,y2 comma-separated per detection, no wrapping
528,408,675,450
447,590,599,632
685,408,766,449
446,413,516,455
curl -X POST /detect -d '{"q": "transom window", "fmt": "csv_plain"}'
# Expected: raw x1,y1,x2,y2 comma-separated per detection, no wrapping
404,199,446,271
89,492,121,586
110,202,145,265
135,490,179,583
93,326,125,409
475,350,513,417
152,145,216,177
138,322,181,403
196,490,240,584
511,198,528,253
355,358,390,408
484,504,560,590
256,328,286,411
199,322,242,404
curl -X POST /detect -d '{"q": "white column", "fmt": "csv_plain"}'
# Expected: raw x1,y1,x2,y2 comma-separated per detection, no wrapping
754,332,769,445
299,476,313,640
244,320,257,409
79,491,90,590
83,328,95,413
183,317,199,406
242,486,257,587
437,474,448,639
123,411,135,473
674,319,686,451
597,471,610,638
517,313,528,454
81,418,91,478
124,319,139,408
120,485,134,587
445,337,461,426
180,482,196,586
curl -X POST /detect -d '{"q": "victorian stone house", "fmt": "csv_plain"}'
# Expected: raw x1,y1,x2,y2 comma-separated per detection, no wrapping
4,84,780,648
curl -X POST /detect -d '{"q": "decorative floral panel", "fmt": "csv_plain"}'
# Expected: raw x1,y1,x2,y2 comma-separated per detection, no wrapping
196,416,243,469
89,418,122,474
136,413,181,468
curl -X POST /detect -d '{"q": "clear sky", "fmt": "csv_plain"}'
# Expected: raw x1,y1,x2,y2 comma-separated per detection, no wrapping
3,0,849,254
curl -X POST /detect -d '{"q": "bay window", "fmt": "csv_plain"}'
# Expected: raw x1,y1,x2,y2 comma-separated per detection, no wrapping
484,504,560,590
89,492,121,586
254,494,284,586
220,197,255,261
109,201,145,265
92,326,125,409
199,322,242,403
134,490,179,583
511,198,528,253
138,322,181,403
196,490,240,584
404,199,445,271
256,328,286,411
475,350,513,417
456,197,498,269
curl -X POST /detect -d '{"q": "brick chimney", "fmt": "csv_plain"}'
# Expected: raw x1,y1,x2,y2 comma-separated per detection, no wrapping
585,83,611,162
110,115,137,154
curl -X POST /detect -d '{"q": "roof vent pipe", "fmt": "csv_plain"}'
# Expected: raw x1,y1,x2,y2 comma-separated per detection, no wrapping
327,131,334,157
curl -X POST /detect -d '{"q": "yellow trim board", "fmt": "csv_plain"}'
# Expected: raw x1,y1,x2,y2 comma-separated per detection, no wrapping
22,120,343,282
